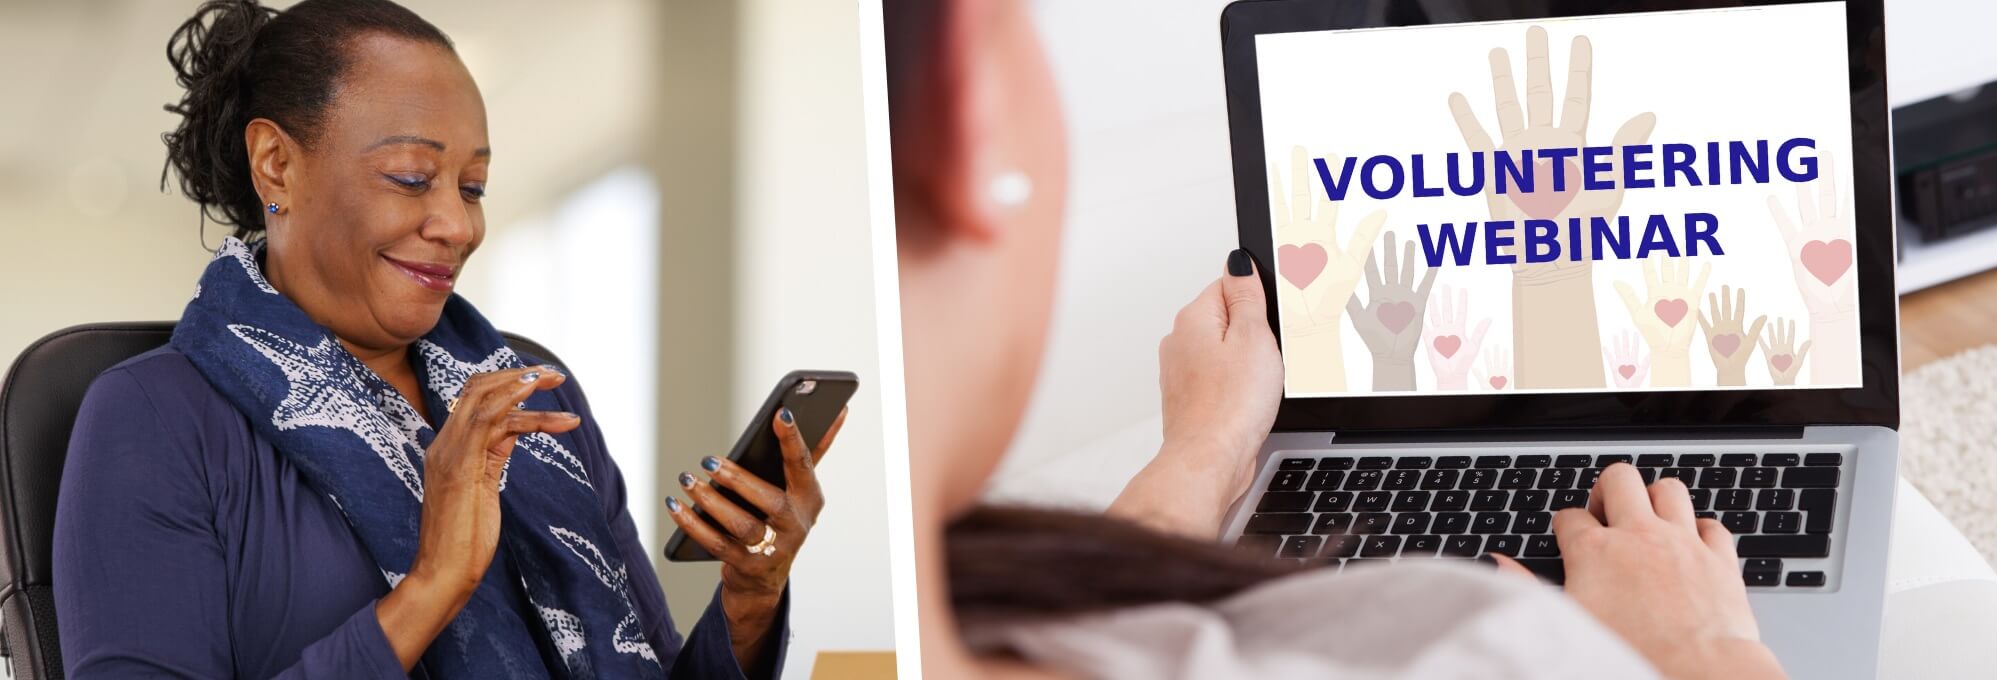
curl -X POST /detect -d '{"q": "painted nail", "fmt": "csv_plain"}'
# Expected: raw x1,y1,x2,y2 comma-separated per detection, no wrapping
543,364,565,377
521,371,541,383
701,456,721,473
665,496,681,512
1227,248,1253,277
561,411,580,420
679,472,696,488
780,407,794,425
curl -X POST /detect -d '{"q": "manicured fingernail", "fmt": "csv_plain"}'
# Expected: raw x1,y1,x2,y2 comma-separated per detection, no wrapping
521,371,541,383
665,496,681,512
543,364,564,377
561,412,580,420
702,456,721,472
1227,248,1252,277
780,408,794,425
679,471,696,488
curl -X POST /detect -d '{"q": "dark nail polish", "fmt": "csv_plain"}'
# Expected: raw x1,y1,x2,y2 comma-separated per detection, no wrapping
561,412,580,420
544,364,565,377
780,408,794,425
679,472,696,488
1227,248,1253,277
665,496,681,512
521,371,541,383
702,456,721,472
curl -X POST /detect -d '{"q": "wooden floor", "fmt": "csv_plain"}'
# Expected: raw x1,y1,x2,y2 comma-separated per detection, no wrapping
1902,267,1997,371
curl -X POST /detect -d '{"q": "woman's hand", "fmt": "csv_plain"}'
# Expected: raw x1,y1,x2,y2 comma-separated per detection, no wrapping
378,365,578,671
1109,249,1283,539
667,407,846,674
1499,464,1787,680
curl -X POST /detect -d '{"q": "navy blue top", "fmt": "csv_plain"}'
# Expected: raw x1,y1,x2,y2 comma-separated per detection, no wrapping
52,346,785,679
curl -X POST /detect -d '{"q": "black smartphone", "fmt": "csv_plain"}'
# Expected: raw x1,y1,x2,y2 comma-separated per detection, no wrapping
664,369,859,562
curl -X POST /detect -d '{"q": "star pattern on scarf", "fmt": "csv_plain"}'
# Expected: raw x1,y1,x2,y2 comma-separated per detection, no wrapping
229,324,427,499
419,341,594,490
217,237,278,295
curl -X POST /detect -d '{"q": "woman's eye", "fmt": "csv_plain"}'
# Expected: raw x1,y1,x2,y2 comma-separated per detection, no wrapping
387,174,430,191
461,184,486,202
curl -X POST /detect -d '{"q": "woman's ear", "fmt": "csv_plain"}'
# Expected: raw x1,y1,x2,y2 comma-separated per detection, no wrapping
244,118,295,214
921,0,1028,244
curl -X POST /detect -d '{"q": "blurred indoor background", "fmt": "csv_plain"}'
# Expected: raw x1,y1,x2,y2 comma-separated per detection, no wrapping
0,0,893,677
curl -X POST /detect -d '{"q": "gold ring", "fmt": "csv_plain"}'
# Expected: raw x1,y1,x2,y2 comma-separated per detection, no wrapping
744,526,777,556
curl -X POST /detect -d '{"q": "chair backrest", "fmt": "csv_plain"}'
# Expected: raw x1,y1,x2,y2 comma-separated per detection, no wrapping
0,322,565,680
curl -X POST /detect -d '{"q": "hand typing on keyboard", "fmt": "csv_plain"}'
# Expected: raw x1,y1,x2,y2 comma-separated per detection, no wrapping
1502,463,1788,680
1110,253,1285,539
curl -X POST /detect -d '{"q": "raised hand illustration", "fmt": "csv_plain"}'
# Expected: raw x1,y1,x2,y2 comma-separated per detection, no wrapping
1448,25,1656,390
1347,231,1438,391
1423,284,1492,390
1759,317,1813,386
1474,344,1514,392
1602,329,1649,389
1614,257,1711,387
1271,145,1387,394
1766,153,1857,385
1698,285,1768,387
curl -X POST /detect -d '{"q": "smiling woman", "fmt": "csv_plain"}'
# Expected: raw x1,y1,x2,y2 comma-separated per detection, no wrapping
49,1,829,678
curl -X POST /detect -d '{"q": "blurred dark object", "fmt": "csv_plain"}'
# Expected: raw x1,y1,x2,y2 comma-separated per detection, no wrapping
1897,83,1997,241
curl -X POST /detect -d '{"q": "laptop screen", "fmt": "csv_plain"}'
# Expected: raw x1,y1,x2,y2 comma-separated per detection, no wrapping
1254,3,1861,398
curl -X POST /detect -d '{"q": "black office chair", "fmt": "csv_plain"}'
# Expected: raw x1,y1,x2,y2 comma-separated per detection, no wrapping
0,322,566,680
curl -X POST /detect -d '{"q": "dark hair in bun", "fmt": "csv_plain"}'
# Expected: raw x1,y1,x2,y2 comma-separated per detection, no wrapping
160,0,453,241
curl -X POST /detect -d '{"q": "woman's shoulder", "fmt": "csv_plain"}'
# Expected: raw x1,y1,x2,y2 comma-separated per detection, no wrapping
82,345,230,423
69,345,242,471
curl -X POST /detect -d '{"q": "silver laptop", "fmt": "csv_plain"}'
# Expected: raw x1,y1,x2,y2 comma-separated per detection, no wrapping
1215,1,1898,677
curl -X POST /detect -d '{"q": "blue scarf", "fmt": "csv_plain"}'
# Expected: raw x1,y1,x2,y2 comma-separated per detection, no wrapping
172,238,667,680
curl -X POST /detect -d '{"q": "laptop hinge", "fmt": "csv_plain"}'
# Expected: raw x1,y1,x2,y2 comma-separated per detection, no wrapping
1325,425,1808,445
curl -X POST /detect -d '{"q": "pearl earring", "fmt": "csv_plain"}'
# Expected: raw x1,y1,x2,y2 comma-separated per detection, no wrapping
989,170,1032,209
266,202,280,215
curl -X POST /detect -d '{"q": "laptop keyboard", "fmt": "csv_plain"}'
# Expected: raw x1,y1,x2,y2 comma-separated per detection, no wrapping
1235,452,1843,589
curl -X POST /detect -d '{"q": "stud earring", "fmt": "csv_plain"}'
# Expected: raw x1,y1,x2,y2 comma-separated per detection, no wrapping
988,170,1032,209
266,202,280,215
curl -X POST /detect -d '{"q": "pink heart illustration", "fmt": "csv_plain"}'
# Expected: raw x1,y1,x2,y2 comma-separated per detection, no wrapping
1489,376,1508,390
1771,354,1794,372
1433,335,1463,358
1617,364,1636,379
1507,159,1581,219
1800,239,1852,286
1654,299,1688,327
1378,301,1416,334
1713,333,1741,357
1277,243,1329,290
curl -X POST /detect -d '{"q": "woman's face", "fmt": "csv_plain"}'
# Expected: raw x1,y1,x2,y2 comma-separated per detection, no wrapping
262,33,489,352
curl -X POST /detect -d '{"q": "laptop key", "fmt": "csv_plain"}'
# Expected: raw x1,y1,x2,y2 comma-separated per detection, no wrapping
1510,490,1550,512
1470,491,1509,511
1714,489,1752,511
1393,512,1433,535
1384,470,1421,490
1403,534,1442,557
1315,491,1355,513
1637,468,1658,485
1361,535,1402,557
1392,491,1431,512
1555,454,1593,468
1737,535,1831,558
1787,571,1827,587
1324,534,1362,558
1486,535,1524,556
1740,467,1778,488
1517,455,1553,468
1312,513,1355,536
1500,469,1537,490
1550,489,1589,510
1421,469,1459,490
1472,512,1512,534
1537,468,1576,489
1524,534,1560,557
1442,535,1483,557
1804,453,1844,467
1395,456,1434,470
1782,467,1840,488
1280,535,1323,558
1354,513,1394,534
1234,534,1282,557
1743,558,1783,572
1431,490,1471,511
1596,454,1633,467
1256,492,1313,513
1699,468,1737,489
1245,513,1311,535
1436,456,1474,469
1268,470,1307,491
1512,511,1552,534
1757,489,1795,511
1358,456,1394,470
1306,470,1345,491
1433,512,1471,534
1279,458,1316,471
1763,512,1801,534
1688,489,1713,511
1721,454,1759,467
1721,512,1758,534
1695,511,1718,520
1800,489,1837,534
1343,470,1384,491
1516,558,1566,584
1475,455,1513,469
1660,467,1697,484
1637,454,1675,467
1764,453,1801,467
1578,468,1603,489
1319,457,1357,470
1744,570,1780,587
1677,453,1717,467
1354,491,1392,512
1460,469,1498,489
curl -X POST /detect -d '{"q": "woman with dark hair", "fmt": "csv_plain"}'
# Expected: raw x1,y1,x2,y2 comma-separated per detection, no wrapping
886,1,1787,678
51,1,830,677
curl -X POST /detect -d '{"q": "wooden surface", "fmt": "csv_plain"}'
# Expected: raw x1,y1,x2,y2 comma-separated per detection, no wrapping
1901,267,1997,371
811,651,896,679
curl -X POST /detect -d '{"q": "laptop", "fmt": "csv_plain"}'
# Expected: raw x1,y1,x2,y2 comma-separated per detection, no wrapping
1215,1,1898,677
